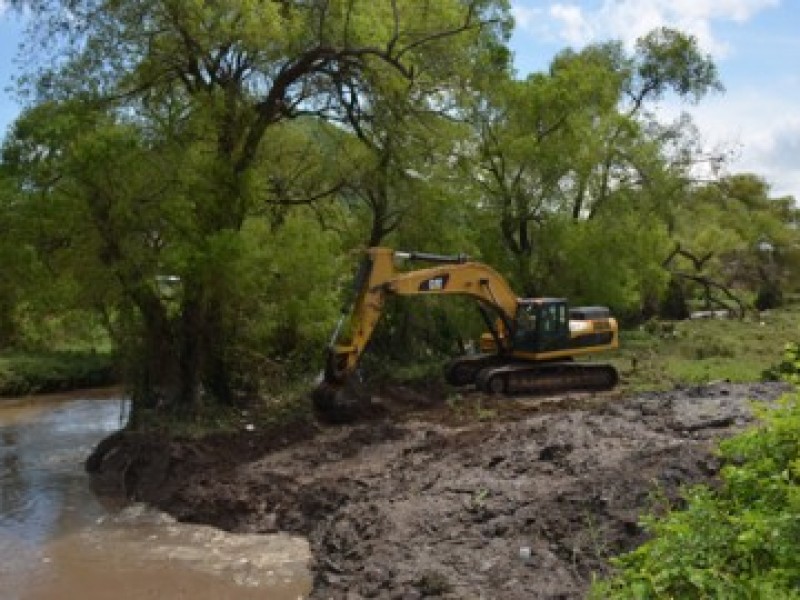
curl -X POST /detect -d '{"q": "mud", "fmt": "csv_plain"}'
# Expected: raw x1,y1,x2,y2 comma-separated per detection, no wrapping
87,381,789,599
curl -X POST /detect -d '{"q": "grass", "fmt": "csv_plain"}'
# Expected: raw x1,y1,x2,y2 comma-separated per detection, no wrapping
605,304,800,392
0,350,118,396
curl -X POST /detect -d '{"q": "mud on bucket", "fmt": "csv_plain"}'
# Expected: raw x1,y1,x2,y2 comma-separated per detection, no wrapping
311,380,381,424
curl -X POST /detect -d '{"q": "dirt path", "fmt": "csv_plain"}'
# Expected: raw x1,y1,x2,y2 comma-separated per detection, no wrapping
87,381,789,599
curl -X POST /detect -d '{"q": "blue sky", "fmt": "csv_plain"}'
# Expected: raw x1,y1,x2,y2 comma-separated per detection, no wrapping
0,7,23,136
0,0,798,199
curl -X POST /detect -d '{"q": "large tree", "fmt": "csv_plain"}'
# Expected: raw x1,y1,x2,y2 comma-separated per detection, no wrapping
4,0,512,416
467,28,722,310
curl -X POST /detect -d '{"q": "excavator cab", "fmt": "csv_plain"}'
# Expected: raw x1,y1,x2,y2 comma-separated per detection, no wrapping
513,299,570,353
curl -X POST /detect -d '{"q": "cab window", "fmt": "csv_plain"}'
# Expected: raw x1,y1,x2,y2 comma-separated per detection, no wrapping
513,304,537,349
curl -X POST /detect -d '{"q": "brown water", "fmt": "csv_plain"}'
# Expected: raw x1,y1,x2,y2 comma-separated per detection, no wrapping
0,389,311,600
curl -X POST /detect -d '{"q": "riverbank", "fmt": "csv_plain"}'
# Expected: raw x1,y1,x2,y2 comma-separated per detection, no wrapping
86,380,789,599
0,350,118,397
0,389,312,600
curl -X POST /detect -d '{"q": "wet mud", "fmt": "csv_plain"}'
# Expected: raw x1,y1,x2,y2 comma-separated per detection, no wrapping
87,381,789,599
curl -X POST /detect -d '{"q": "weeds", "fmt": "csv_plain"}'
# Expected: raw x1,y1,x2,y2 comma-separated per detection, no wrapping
607,306,800,391
445,393,498,422
131,384,315,437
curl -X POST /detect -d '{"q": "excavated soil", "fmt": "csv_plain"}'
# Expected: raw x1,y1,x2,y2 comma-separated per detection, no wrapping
87,381,789,599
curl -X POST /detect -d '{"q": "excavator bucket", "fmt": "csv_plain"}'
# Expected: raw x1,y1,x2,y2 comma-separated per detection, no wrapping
310,348,373,422
311,378,374,424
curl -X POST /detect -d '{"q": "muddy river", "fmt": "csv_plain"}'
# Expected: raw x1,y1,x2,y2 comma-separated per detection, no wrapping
0,389,311,600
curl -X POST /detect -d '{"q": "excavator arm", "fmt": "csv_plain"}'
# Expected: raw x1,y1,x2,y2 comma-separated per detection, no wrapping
324,247,519,383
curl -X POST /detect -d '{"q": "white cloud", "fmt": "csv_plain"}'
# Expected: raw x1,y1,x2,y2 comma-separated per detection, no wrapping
746,120,800,199
511,5,543,32
761,123,800,173
549,4,592,47
658,88,800,200
512,0,780,56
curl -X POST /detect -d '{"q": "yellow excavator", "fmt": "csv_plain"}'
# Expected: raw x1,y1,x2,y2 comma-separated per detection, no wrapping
314,247,619,413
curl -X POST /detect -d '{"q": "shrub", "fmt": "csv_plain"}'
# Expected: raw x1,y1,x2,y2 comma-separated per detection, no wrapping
591,390,800,599
762,342,800,384
0,351,117,396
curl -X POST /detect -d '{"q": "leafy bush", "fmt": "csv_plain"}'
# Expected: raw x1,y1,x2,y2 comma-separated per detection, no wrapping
762,342,800,384
591,391,800,599
0,351,117,396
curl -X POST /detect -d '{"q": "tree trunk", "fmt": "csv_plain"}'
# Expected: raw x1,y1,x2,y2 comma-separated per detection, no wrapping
202,296,234,406
126,307,177,429
176,287,204,412
659,278,689,320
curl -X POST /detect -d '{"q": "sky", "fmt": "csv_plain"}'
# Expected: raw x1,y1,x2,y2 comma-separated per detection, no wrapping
0,4,23,137
0,0,798,199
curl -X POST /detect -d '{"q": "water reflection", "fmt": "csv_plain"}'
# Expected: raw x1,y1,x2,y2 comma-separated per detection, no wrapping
0,390,310,600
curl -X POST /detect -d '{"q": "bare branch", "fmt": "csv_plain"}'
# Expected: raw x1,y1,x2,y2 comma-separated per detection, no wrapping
387,0,400,54
670,271,744,318
265,180,346,206
395,5,483,61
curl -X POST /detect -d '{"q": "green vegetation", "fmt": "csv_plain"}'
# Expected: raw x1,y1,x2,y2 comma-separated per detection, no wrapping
0,308,116,396
608,305,800,391
0,350,116,396
591,388,800,599
763,341,800,384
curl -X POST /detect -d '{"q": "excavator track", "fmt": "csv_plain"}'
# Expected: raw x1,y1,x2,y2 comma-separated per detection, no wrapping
474,362,618,396
444,354,507,386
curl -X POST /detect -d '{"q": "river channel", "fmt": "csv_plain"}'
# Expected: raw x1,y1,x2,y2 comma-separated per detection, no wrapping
0,389,311,600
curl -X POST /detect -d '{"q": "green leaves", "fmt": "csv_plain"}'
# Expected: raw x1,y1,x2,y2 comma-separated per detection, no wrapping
671,174,800,313
592,389,800,599
2,0,518,411
763,343,800,384
465,26,728,311
633,27,723,104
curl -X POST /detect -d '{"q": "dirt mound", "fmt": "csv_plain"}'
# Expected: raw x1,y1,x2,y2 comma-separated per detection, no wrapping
87,381,789,599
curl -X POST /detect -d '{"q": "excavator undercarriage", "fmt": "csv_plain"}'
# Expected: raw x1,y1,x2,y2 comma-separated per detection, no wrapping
476,361,618,395
445,355,619,395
